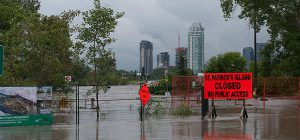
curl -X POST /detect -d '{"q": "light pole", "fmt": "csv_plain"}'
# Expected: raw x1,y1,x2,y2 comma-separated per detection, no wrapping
253,0,258,96
254,15,257,79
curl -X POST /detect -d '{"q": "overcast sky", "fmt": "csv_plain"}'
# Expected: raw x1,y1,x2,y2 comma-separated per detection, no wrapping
39,0,269,71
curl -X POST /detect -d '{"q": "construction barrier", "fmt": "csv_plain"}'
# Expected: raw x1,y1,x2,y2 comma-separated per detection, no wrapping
171,76,203,111
253,77,300,99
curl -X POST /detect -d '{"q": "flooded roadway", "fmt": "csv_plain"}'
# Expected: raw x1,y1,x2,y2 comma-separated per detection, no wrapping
0,85,300,140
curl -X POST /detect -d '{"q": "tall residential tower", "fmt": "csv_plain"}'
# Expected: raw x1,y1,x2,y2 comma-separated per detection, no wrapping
140,40,153,75
187,22,204,74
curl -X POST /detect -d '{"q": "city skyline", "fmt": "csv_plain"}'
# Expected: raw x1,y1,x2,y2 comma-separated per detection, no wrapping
39,0,269,71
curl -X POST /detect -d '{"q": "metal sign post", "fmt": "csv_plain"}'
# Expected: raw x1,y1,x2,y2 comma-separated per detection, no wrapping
210,99,217,118
75,86,78,124
75,84,80,124
140,100,143,121
0,45,3,75
201,86,209,119
241,100,248,119
139,83,143,121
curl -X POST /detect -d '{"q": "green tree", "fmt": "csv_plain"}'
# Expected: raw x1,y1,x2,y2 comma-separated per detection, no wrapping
0,0,40,32
205,52,246,73
14,0,40,13
0,4,32,85
168,66,179,78
28,15,73,86
0,2,75,87
76,0,123,119
220,0,300,77
177,53,192,76
151,68,164,80
71,56,91,85
76,0,123,85
94,49,117,85
249,61,263,77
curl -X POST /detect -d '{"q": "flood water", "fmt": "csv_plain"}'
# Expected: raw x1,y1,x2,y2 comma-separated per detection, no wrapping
1,85,300,140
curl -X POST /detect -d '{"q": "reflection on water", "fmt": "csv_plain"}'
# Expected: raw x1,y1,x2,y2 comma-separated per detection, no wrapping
140,122,145,140
75,125,79,140
0,85,300,140
0,126,52,140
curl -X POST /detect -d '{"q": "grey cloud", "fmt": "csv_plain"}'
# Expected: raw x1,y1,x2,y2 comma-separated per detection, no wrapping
40,0,269,71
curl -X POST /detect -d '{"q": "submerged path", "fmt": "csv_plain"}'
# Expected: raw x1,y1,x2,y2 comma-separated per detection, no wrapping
0,85,300,140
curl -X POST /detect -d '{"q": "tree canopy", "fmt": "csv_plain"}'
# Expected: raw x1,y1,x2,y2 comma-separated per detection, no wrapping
205,52,246,73
0,1,74,86
220,0,300,77
75,0,124,86
0,0,126,88
177,52,192,76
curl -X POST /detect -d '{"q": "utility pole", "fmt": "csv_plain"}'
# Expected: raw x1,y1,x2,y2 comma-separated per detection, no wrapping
254,23,257,79
254,0,258,77
254,0,258,91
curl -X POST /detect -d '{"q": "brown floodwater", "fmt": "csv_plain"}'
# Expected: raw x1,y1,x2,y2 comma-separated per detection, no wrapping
0,85,300,140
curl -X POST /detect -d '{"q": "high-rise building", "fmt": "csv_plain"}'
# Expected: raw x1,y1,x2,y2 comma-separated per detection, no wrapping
140,40,153,75
243,47,254,69
157,52,170,68
175,47,187,67
256,43,266,61
187,22,205,74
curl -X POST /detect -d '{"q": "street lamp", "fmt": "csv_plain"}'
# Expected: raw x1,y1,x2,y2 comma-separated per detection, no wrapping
253,0,258,94
254,23,257,79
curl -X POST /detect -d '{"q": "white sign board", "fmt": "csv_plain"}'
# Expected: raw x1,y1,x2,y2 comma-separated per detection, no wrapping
197,73,204,77
64,76,71,82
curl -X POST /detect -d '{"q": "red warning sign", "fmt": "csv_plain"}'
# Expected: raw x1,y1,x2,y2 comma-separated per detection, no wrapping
139,83,151,106
204,73,252,99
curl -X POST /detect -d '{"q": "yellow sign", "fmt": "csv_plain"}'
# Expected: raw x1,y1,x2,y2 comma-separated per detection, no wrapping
59,97,68,108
